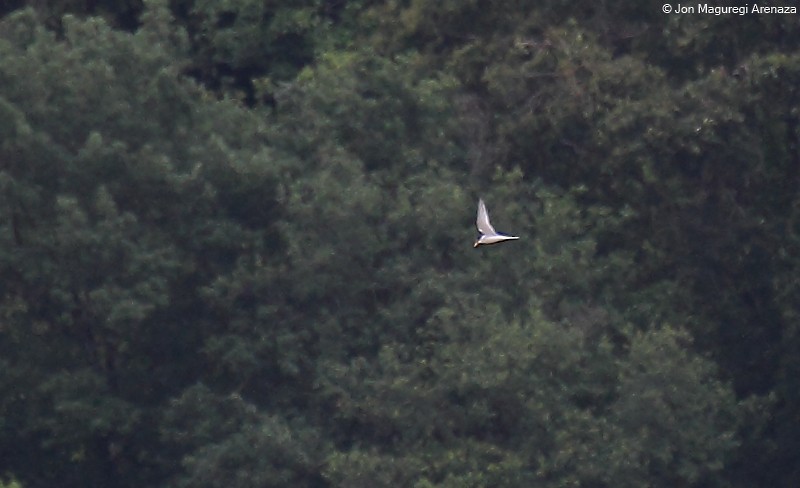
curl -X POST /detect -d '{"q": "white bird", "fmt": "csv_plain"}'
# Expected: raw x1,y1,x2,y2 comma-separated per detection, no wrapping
474,198,520,248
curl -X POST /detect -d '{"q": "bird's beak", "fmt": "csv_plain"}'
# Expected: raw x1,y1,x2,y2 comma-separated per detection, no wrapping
473,241,479,248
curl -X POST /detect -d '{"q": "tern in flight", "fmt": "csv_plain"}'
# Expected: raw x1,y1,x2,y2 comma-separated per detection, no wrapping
474,198,520,247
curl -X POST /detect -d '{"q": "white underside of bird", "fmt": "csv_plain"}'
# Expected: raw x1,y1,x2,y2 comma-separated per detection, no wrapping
474,198,520,247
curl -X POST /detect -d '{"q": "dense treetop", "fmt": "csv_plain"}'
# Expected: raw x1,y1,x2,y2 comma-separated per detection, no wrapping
0,1,798,486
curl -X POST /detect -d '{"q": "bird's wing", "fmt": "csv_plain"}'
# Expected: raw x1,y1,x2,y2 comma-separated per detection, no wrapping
476,198,497,235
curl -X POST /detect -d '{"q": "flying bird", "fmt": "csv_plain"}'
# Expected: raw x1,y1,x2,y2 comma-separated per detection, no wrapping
474,198,520,247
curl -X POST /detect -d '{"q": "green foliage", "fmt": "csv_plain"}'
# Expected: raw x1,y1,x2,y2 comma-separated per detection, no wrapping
0,5,283,486
176,0,322,100
319,303,738,486
273,49,463,175
606,327,739,486
1,1,798,487
0,477,22,488
161,385,324,487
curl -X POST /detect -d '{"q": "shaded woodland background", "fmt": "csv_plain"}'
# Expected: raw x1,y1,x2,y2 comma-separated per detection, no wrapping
0,1,799,486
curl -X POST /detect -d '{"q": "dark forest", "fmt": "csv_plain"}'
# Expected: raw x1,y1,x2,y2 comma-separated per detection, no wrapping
1,1,799,486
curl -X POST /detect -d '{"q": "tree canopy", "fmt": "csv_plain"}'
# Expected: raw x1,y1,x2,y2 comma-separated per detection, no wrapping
1,1,798,487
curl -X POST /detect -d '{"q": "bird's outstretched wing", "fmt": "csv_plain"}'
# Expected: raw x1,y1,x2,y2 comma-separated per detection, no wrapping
476,198,497,235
